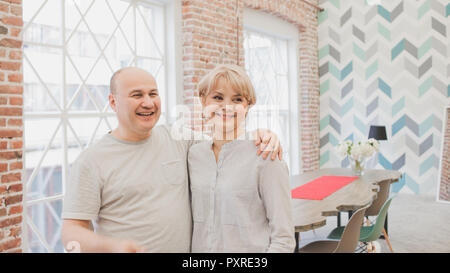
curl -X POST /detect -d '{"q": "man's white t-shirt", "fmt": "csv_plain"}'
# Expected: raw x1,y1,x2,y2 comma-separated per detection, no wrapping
62,125,194,252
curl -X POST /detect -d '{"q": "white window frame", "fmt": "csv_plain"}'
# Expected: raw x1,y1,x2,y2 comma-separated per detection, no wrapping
243,8,301,175
22,0,181,252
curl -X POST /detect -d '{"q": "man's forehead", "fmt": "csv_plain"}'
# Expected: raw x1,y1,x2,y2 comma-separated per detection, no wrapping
117,67,154,81
115,68,157,89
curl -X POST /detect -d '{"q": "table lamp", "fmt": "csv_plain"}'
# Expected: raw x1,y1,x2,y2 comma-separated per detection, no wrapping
368,125,387,141
367,125,390,238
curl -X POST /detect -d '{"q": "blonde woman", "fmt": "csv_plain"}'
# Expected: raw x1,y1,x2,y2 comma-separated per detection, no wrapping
188,64,295,253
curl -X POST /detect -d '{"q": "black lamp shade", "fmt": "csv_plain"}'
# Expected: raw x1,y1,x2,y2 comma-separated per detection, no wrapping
368,125,387,141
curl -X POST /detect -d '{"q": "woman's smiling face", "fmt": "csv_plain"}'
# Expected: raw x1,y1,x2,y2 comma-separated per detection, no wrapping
202,77,249,139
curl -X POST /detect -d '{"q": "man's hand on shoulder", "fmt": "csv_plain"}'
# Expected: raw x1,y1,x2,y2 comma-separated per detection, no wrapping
253,129,283,161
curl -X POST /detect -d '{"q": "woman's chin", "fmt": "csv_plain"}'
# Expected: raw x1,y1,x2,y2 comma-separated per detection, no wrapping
212,126,245,140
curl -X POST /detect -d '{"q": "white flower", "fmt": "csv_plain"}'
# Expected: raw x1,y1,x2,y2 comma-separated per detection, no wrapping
367,138,379,152
336,142,349,157
350,143,363,161
361,142,375,157
337,139,379,161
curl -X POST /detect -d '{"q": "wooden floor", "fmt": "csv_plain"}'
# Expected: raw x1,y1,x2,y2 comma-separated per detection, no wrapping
297,193,450,253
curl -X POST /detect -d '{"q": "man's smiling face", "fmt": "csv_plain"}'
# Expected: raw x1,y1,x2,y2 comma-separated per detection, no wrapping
109,67,161,140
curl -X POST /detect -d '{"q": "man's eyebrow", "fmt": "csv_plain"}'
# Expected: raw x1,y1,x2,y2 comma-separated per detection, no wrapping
130,88,158,93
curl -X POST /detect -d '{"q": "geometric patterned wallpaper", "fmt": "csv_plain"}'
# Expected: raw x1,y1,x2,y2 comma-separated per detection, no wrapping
318,0,450,195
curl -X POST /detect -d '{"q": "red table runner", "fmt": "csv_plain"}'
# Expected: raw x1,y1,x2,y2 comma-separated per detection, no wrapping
291,176,359,200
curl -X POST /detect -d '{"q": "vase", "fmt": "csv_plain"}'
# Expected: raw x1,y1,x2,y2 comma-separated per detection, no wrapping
349,158,365,176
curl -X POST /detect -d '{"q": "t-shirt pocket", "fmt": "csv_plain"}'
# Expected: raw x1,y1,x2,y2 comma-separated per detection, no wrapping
161,159,185,185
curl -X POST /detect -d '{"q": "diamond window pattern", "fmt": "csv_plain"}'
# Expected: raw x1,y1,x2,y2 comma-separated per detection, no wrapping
22,0,168,252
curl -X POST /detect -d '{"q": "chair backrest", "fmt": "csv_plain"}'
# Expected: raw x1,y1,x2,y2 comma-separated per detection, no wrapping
333,205,369,253
364,196,395,242
365,180,391,216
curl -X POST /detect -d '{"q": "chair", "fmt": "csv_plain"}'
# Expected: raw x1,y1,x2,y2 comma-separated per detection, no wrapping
337,179,391,231
298,205,369,253
327,196,395,253
365,179,392,248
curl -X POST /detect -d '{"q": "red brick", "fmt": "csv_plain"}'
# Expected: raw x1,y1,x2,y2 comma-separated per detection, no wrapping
0,97,7,105
1,173,21,184
8,204,22,215
0,185,7,194
0,16,23,26
9,161,22,170
0,38,22,48
0,208,6,217
10,140,22,149
0,129,22,138
8,96,22,105
0,107,22,116
0,163,7,172
0,141,7,149
4,0,22,4
0,61,21,71
0,238,21,252
0,118,5,127
7,183,22,193
8,73,22,83
9,27,22,37
0,151,21,160
4,194,22,205
9,50,22,60
0,215,21,228
7,118,22,126
0,3,9,13
8,226,21,237
0,84,23,94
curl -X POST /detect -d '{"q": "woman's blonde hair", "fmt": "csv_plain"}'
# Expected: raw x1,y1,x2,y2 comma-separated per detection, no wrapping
198,64,256,106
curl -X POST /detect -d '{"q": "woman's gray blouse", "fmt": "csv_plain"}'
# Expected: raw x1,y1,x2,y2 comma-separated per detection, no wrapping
187,140,295,253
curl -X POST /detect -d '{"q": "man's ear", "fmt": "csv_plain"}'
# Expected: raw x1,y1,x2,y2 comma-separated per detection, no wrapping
109,93,117,112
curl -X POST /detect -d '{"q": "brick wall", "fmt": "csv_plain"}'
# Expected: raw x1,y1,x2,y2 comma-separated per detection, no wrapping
439,108,450,201
181,0,321,172
0,0,23,253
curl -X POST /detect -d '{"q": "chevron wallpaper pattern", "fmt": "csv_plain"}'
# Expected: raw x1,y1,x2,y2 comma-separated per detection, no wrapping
318,0,450,195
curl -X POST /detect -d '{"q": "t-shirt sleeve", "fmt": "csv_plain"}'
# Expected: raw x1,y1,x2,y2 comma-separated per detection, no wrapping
258,159,296,253
62,155,101,221
166,124,208,153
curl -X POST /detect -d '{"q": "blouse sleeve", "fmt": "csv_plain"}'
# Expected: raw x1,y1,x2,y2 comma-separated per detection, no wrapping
258,159,296,253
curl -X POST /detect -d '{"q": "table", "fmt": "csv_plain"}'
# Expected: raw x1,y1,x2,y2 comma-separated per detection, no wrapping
290,168,402,251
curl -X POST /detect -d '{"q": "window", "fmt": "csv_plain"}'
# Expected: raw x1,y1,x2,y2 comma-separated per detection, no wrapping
243,8,301,175
22,0,178,252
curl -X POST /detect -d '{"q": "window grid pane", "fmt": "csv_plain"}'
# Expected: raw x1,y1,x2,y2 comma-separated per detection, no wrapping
23,0,167,252
244,29,292,170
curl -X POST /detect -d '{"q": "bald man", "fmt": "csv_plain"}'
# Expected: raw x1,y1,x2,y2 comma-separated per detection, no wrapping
61,67,281,253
